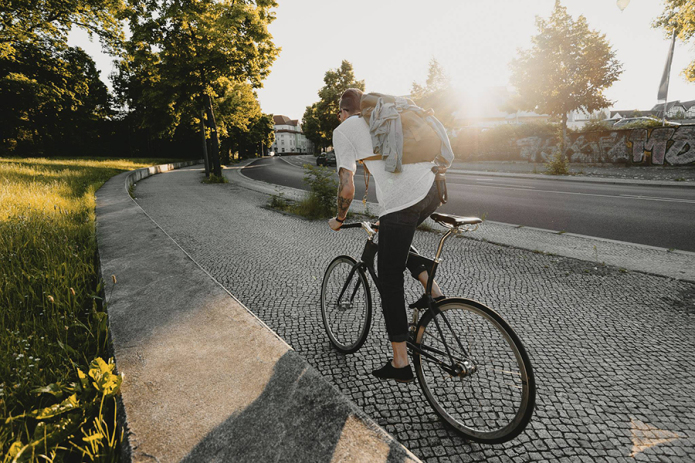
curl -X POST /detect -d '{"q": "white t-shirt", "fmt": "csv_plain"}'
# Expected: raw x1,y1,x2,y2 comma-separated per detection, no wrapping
333,115,435,217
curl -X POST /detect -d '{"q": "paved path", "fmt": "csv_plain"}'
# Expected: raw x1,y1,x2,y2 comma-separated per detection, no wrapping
133,165,695,462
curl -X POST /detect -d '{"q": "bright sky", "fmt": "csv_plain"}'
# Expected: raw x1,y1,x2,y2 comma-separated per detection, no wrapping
70,0,694,121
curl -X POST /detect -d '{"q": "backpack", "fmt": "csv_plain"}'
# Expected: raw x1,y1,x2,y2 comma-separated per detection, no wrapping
359,93,442,165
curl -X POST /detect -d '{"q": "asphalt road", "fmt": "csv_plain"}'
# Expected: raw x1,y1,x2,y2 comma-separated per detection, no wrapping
243,157,695,252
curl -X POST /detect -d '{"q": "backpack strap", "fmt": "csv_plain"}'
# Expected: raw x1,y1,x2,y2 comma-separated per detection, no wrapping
357,159,372,205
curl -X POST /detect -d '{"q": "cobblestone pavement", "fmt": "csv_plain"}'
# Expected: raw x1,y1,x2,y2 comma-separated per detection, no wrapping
134,166,695,462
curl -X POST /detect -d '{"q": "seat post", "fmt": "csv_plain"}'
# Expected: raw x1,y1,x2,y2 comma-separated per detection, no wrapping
425,228,454,296
434,228,455,263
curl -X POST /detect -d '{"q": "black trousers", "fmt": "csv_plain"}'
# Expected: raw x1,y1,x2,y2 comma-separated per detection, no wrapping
378,183,440,342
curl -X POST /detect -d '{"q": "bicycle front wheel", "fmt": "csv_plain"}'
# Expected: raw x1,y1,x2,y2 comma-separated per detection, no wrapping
320,256,372,354
413,298,535,444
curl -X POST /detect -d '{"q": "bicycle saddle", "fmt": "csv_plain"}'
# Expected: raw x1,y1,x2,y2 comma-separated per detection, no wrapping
430,212,482,227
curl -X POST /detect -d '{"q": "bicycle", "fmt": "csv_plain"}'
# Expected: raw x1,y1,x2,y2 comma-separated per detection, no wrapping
320,212,536,444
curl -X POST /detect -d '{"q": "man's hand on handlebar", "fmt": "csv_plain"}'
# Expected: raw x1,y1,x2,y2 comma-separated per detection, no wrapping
328,217,343,231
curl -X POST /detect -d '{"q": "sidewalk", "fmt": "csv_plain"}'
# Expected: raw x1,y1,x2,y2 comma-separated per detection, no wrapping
95,162,419,462
230,157,695,283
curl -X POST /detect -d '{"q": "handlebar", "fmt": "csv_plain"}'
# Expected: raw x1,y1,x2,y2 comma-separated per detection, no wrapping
340,221,379,239
340,222,378,230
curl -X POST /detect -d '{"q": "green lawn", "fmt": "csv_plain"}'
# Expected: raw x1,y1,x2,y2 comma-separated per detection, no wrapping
0,157,182,462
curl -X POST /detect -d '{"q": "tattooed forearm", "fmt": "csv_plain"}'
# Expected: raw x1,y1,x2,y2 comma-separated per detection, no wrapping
338,195,352,218
337,167,355,219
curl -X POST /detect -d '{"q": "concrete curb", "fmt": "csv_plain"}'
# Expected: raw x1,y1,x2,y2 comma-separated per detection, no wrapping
95,161,420,462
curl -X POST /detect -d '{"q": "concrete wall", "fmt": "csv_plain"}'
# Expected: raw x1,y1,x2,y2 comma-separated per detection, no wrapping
515,126,695,165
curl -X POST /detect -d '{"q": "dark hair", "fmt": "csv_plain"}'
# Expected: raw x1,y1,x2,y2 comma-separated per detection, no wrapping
340,88,363,114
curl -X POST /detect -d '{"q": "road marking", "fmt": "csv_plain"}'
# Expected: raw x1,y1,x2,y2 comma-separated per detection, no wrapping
619,194,695,204
467,184,695,204
630,417,683,457
475,182,536,189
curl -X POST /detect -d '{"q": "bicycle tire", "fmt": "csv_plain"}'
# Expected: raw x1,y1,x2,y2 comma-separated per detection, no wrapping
320,255,372,354
412,298,535,443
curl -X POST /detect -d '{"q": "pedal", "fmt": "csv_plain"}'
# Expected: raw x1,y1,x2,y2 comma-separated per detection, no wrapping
409,294,431,309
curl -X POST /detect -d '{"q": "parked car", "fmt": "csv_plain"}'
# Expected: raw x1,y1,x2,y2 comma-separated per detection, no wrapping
316,151,336,167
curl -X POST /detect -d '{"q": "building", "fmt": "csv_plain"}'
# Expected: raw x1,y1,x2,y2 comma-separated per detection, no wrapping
270,115,314,155
610,100,695,122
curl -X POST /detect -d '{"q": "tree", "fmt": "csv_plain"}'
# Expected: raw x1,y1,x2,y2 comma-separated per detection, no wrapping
302,103,323,152
116,0,279,174
653,0,695,82
410,58,459,128
0,41,111,155
0,0,125,155
225,113,274,160
509,0,622,154
0,0,126,61
302,60,365,151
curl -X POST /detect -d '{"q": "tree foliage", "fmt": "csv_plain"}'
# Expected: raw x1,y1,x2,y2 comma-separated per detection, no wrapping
224,113,275,161
0,40,112,155
653,0,695,82
1,0,278,160
509,0,622,149
114,0,279,171
410,58,459,128
0,0,125,155
302,60,365,151
0,0,126,61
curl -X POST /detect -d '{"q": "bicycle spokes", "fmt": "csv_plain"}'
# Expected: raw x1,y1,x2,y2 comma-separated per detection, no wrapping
321,256,373,354
412,299,535,443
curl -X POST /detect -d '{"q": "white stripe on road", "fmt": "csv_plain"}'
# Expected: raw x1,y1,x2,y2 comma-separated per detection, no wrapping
475,182,536,189
618,194,695,204
468,183,695,204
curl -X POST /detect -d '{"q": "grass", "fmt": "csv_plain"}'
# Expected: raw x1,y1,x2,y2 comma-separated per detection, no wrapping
201,173,228,184
0,157,181,461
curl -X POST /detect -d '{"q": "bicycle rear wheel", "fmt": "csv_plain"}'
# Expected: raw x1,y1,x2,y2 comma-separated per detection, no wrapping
413,298,535,443
320,256,372,354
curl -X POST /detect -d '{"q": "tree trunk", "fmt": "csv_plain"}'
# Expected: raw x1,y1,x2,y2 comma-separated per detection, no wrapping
561,112,568,160
200,110,210,176
204,93,222,177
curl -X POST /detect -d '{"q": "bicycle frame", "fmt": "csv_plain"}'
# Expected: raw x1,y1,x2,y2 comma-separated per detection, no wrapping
335,222,474,373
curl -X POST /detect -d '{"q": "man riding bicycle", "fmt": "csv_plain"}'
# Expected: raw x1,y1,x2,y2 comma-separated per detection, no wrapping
327,88,450,383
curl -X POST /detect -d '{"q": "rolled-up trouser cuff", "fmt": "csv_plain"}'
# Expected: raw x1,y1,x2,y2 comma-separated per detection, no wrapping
388,332,410,343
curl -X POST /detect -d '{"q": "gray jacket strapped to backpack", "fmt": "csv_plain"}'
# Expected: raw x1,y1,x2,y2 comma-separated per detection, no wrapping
368,96,454,173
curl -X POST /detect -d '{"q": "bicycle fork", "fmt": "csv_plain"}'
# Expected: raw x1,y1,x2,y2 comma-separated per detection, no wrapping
335,263,365,310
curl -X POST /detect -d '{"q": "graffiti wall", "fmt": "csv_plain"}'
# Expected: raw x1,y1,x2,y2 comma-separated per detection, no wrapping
514,126,695,166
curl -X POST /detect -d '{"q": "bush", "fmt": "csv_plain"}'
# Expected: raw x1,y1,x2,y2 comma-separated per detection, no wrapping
575,120,614,133
544,149,570,175
266,165,338,220
454,121,560,161
296,164,338,219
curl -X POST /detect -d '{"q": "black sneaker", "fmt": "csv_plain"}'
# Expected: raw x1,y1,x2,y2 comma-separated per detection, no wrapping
408,295,446,309
372,360,415,383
